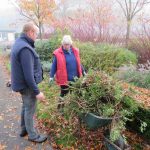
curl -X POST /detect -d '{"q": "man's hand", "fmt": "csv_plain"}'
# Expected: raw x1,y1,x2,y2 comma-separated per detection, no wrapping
36,92,45,101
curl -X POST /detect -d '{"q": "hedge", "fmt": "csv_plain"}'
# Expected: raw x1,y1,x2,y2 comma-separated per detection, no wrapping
76,42,137,74
126,107,150,142
35,34,137,74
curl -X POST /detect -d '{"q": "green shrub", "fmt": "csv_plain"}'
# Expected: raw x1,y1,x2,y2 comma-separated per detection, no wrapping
126,108,150,140
37,73,59,119
36,34,137,74
35,28,71,62
35,40,52,61
75,42,137,74
35,29,63,61
64,70,139,141
37,72,146,148
65,70,139,116
41,61,52,72
114,68,150,89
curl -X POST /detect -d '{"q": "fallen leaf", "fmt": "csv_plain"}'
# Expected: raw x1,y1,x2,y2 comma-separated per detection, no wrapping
25,147,33,150
0,116,3,121
0,144,7,150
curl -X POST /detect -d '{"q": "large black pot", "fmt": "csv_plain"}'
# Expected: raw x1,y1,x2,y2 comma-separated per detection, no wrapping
80,113,119,130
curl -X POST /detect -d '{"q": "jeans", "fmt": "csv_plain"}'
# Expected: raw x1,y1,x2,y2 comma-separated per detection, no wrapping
20,88,38,139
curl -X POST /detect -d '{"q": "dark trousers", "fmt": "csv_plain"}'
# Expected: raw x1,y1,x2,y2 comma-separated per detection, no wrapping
60,85,70,97
58,85,70,110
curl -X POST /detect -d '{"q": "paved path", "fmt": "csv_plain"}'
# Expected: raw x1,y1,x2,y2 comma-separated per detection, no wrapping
0,61,52,150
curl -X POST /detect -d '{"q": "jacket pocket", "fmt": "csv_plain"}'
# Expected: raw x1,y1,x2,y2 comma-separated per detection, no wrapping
34,72,42,84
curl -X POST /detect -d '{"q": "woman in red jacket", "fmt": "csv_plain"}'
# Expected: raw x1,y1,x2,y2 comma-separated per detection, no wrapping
49,35,86,110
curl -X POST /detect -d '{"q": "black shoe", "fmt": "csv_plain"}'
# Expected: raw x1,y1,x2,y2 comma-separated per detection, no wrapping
28,135,47,143
20,130,28,137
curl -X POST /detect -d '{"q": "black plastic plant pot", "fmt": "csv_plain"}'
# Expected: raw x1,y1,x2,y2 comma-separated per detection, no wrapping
104,136,131,150
80,113,118,130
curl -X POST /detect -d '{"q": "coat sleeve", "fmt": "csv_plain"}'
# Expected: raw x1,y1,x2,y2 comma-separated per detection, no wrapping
49,56,57,78
19,48,40,95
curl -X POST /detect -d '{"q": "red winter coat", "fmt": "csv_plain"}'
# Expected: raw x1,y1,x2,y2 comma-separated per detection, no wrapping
53,47,82,85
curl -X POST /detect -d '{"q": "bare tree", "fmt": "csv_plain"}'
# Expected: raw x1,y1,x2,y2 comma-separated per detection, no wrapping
116,0,150,47
15,0,56,40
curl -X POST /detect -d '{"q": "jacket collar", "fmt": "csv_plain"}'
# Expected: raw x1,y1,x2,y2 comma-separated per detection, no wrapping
62,46,72,54
20,33,35,48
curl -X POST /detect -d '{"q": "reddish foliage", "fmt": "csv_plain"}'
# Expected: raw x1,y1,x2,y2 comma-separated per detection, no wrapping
129,18,150,63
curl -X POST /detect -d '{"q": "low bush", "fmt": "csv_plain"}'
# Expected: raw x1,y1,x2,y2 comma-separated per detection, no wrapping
36,34,137,74
41,61,52,72
129,37,150,64
75,42,137,74
126,108,150,141
35,30,62,61
64,70,139,142
37,72,147,149
114,65,150,89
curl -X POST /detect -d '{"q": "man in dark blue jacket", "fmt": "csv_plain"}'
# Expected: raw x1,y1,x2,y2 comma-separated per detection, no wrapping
11,22,47,143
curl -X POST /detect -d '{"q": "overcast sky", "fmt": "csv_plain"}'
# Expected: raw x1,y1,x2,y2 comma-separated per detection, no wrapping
0,0,21,31
0,0,150,31
0,0,14,10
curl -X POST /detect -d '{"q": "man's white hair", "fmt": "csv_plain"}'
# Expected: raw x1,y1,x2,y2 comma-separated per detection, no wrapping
61,35,73,45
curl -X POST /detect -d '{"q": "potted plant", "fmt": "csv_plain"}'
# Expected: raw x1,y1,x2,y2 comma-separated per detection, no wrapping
63,70,139,148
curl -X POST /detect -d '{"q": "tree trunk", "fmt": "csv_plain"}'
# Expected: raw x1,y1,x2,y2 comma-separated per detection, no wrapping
39,22,43,40
42,25,45,38
125,19,131,48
